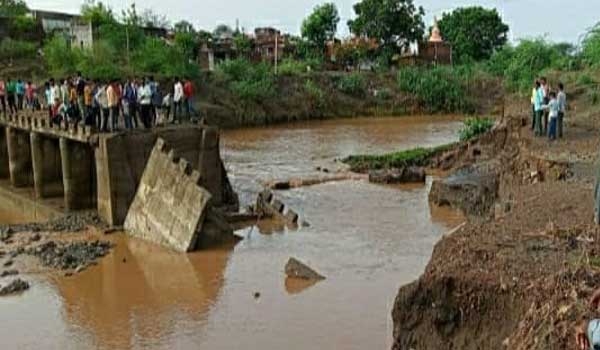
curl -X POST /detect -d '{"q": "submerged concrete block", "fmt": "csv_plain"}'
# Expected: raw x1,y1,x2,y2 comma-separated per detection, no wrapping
124,138,213,253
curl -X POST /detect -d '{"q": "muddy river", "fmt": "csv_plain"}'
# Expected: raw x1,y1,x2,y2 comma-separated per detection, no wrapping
0,116,464,350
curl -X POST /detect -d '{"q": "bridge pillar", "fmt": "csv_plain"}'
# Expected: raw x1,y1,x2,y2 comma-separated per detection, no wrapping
60,137,95,211
6,127,33,187
31,133,63,199
0,126,8,179
198,127,223,204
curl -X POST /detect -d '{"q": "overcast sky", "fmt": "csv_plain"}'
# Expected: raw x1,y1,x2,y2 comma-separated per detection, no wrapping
27,0,599,44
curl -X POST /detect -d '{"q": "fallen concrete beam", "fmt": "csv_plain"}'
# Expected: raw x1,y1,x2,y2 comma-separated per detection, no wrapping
256,190,303,226
124,138,212,252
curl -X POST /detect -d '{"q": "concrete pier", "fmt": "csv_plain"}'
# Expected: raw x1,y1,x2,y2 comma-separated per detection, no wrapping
6,127,33,187
0,126,8,179
60,137,95,211
30,133,63,199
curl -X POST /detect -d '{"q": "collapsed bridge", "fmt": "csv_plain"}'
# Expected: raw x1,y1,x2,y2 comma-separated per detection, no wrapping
0,112,238,226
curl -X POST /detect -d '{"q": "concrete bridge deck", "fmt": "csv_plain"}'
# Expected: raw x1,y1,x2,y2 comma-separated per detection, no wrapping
0,111,238,226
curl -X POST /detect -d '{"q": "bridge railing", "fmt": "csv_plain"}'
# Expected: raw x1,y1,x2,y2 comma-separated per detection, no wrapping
0,112,95,143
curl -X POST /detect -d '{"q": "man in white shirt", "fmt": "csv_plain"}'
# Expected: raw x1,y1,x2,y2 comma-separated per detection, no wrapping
173,77,184,123
557,83,567,138
138,79,152,129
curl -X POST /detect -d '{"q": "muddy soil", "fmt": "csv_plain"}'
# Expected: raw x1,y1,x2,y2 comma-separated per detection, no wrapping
0,213,112,294
392,108,600,349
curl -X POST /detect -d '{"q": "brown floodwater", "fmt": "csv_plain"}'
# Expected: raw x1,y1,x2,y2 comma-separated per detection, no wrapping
0,116,464,350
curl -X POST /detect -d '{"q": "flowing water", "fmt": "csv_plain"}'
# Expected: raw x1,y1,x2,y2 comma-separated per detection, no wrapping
0,116,465,350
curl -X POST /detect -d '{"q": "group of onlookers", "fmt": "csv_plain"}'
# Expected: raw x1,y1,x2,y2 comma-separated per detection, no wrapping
530,77,567,140
0,79,41,116
0,73,198,132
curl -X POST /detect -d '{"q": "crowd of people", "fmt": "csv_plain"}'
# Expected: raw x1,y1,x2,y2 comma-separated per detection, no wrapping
0,73,199,132
530,76,567,140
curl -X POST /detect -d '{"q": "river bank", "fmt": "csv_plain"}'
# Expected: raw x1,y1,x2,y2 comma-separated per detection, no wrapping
391,96,600,349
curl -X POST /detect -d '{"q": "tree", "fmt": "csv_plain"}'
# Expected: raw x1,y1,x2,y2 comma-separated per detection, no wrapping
139,8,169,28
437,6,509,63
174,20,195,34
348,0,424,51
301,3,339,52
0,0,28,17
81,0,115,28
233,33,252,57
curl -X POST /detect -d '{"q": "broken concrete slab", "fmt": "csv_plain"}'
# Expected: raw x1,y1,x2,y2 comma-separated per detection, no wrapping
124,138,212,253
255,190,304,226
285,257,325,280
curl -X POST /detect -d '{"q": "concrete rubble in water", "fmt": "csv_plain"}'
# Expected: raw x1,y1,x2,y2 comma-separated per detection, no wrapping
285,257,325,280
124,138,234,253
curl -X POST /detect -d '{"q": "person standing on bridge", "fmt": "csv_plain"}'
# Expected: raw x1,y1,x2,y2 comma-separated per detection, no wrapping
138,79,152,129
0,78,6,117
6,78,17,116
107,80,119,132
15,79,25,111
95,82,109,132
122,78,137,130
173,77,184,124
183,77,197,121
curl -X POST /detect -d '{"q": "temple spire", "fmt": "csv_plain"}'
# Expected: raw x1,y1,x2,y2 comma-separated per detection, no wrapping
429,16,443,43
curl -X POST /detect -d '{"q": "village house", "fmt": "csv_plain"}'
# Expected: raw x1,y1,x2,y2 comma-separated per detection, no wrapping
198,26,289,71
30,9,93,49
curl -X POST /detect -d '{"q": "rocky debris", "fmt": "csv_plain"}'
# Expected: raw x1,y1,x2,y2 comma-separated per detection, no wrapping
0,212,105,237
0,278,29,296
429,165,499,218
25,240,112,271
0,270,18,277
369,167,426,184
494,201,512,220
0,227,14,242
285,258,325,281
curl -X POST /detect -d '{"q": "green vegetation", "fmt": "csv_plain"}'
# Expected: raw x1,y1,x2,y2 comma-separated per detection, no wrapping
216,59,275,101
301,3,340,54
486,39,576,93
343,116,494,172
0,38,36,60
343,143,455,172
437,7,509,63
348,0,425,56
397,66,475,113
459,117,494,141
336,73,366,96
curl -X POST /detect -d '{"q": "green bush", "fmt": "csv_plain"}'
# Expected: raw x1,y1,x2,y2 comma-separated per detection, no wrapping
487,39,570,93
577,73,596,86
337,73,366,96
304,79,325,107
216,59,275,101
278,59,308,76
459,117,494,141
397,66,473,113
0,38,37,60
582,23,600,67
43,35,81,77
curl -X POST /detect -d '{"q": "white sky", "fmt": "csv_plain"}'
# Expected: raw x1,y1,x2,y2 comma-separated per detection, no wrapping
26,0,600,44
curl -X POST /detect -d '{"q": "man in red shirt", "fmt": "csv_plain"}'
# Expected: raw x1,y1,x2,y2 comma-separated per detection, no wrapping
183,77,197,121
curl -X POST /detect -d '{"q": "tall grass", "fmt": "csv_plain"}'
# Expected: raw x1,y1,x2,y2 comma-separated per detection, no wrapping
397,66,475,113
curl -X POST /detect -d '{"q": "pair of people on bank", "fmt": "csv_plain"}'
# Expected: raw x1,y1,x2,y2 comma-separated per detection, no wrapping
531,78,567,140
